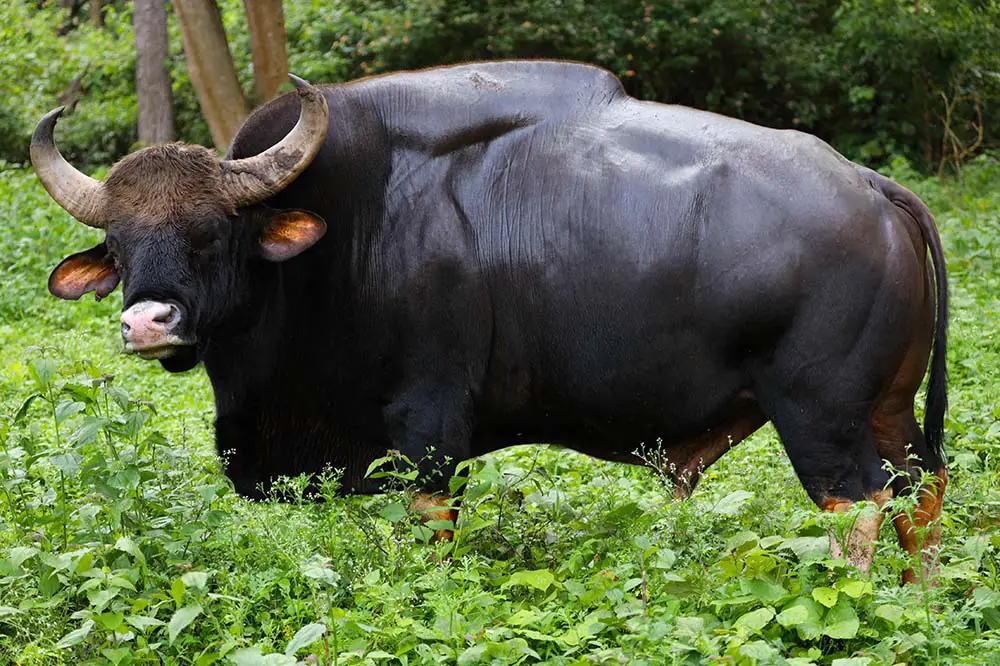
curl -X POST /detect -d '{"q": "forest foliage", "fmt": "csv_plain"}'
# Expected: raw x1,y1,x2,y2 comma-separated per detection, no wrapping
1,0,999,172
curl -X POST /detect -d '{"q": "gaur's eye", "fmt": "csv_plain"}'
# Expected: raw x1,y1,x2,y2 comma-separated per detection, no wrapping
189,229,222,261
193,238,222,258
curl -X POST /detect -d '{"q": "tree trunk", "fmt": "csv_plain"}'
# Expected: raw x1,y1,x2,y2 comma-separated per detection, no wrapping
134,0,174,144
57,0,83,35
90,0,103,26
171,0,247,150
243,0,289,104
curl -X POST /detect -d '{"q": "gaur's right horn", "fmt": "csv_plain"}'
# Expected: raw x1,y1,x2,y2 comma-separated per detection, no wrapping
219,74,329,207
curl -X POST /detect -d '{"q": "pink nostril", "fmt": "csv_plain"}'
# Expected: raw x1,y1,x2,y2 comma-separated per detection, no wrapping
153,304,180,326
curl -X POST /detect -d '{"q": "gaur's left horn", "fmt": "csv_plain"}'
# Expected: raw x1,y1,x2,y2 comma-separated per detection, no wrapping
30,106,107,228
219,74,329,206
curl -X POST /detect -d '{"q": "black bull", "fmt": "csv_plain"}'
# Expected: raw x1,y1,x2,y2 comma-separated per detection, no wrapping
33,61,947,582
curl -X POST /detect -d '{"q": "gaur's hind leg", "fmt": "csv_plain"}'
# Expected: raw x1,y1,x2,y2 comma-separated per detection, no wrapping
412,492,460,543
873,407,947,584
756,368,889,571
754,385,892,574
872,339,947,584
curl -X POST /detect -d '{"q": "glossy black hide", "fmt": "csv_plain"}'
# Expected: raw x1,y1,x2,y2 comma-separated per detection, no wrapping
205,61,946,507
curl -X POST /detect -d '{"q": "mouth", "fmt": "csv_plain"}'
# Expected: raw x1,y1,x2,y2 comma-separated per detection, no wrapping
124,337,195,360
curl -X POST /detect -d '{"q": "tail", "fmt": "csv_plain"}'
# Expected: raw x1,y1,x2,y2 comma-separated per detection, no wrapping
857,166,948,467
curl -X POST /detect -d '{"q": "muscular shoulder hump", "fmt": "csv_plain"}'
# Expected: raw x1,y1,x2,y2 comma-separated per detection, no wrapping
354,60,628,154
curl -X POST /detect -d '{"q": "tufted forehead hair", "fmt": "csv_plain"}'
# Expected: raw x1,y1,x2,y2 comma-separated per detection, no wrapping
103,143,232,224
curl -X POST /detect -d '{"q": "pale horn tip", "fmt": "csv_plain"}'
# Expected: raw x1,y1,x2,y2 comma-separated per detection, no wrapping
31,106,67,146
288,74,313,92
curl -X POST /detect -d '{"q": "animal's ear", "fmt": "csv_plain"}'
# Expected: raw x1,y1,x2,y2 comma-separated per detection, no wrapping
259,209,327,262
48,243,120,301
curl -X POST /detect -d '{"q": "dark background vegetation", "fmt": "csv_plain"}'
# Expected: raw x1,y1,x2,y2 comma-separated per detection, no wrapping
1,0,998,174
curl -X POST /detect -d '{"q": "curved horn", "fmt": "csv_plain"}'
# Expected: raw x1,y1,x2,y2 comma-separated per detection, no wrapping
30,107,106,228
220,74,329,206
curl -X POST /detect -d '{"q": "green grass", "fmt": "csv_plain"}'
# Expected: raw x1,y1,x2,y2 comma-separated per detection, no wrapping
1,154,999,665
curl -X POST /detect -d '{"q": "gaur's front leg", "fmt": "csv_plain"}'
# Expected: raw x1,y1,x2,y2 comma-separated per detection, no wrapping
383,379,474,540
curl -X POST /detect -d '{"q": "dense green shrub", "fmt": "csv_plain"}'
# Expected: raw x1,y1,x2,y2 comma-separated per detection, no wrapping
335,0,1000,169
0,2,136,167
1,0,997,171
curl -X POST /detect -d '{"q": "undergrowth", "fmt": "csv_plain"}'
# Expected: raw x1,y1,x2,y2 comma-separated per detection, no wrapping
0,154,998,664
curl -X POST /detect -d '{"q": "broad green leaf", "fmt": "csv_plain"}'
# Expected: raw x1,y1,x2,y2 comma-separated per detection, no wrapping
8,546,38,568
301,558,340,587
776,603,809,628
812,586,838,608
464,480,493,502
713,490,755,516
195,653,222,666
168,603,202,644
652,549,676,570
874,604,904,626
836,578,872,599
55,619,94,648
228,647,266,666
49,452,82,476
624,576,643,592
94,611,124,632
54,400,85,425
780,536,830,561
126,615,165,631
457,644,488,665
743,577,788,603
30,359,58,392
733,607,774,635
114,536,145,566
117,465,141,489
181,571,209,591
823,600,860,639
86,588,118,611
124,409,151,440
504,569,556,592
449,473,470,494
101,647,131,666
379,501,407,523
364,455,395,479
726,530,759,552
284,622,326,656
740,640,779,660
831,659,873,666
506,609,541,626
107,387,132,411
780,597,824,640
897,631,927,653
68,416,110,447
411,523,434,543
